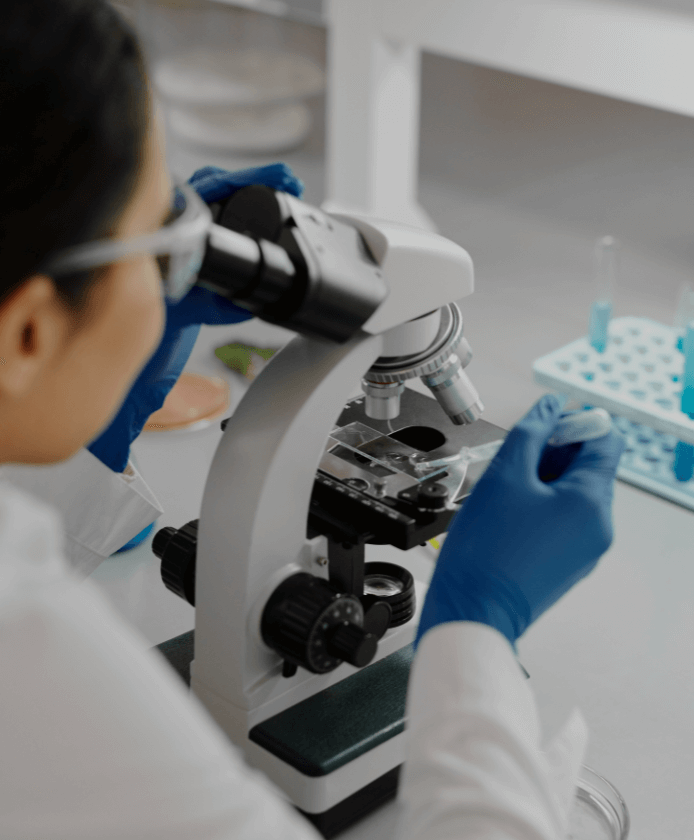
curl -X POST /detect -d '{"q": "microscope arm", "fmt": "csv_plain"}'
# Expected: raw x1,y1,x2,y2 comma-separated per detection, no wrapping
192,329,386,730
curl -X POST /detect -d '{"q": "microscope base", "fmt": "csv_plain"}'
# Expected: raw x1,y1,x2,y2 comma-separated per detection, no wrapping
295,764,401,839
155,632,414,838
245,643,414,835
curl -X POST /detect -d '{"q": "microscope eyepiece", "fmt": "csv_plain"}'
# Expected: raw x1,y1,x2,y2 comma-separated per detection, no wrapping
197,224,298,315
194,185,387,342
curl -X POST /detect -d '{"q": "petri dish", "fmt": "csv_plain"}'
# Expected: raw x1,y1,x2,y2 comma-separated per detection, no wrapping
568,766,630,840
143,373,230,432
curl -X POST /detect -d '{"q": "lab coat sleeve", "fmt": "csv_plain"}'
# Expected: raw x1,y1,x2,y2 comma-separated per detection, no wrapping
395,621,566,840
0,482,323,840
0,447,164,577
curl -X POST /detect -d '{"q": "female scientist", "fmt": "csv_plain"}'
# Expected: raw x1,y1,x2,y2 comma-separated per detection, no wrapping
0,1,625,838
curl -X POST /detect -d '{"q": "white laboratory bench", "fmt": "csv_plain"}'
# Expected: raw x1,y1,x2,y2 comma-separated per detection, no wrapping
88,49,694,838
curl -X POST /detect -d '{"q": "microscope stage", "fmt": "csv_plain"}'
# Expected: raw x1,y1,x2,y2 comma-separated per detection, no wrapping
310,388,506,550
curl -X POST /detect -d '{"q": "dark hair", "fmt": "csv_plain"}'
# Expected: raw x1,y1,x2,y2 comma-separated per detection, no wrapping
0,0,149,318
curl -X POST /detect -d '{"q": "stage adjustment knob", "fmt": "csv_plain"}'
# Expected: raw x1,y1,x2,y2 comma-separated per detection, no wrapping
416,482,449,510
261,572,379,676
153,520,198,606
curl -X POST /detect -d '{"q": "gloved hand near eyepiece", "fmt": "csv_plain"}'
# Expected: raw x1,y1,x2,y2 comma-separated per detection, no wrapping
87,163,304,476
414,394,625,651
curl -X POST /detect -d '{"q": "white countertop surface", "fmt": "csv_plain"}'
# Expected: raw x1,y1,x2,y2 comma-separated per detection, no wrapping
88,51,694,838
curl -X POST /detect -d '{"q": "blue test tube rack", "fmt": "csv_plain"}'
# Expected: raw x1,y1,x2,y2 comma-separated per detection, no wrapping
533,316,694,511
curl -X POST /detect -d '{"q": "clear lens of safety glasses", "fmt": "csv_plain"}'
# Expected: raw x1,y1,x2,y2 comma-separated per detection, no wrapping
43,181,213,303
156,185,211,302
156,246,206,303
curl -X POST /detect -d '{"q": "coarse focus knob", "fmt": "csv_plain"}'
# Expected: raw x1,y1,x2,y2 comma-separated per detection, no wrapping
153,520,198,606
261,572,379,675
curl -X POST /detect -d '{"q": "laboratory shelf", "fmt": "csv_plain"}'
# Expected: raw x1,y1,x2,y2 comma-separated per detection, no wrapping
325,0,694,230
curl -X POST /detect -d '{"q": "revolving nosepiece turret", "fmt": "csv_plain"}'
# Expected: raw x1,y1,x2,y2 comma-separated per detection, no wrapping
361,303,484,426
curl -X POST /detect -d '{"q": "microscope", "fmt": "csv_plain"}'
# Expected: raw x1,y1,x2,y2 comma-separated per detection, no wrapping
152,186,506,838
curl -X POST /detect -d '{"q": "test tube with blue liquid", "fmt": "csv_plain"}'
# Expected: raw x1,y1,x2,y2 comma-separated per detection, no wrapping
673,287,694,480
589,236,618,353
674,318,694,481
674,283,694,352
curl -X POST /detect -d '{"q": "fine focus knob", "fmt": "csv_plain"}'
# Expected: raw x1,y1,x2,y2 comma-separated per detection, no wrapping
153,520,198,606
326,622,378,668
363,601,393,639
261,572,379,675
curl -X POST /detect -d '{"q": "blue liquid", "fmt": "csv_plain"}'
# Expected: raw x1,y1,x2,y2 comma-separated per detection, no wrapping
674,442,694,482
681,323,694,416
589,300,611,353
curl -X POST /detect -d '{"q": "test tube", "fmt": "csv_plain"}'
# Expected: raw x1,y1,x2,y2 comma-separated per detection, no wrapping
674,442,694,482
673,320,694,482
673,283,694,352
546,408,612,447
681,320,694,418
588,236,618,353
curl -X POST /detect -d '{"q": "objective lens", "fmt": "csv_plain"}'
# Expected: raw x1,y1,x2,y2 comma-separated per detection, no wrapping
362,380,405,421
421,354,484,425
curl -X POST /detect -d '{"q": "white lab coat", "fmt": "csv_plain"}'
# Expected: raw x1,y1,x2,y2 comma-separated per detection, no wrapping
0,449,574,839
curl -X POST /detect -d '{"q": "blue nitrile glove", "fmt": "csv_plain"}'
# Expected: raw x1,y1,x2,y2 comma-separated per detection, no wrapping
186,163,305,204
87,164,303,551
414,394,625,651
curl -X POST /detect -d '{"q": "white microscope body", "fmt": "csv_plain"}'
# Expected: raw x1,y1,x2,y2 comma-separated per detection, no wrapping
165,195,493,834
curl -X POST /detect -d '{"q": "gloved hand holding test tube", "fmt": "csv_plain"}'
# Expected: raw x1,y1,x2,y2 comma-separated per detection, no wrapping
416,394,625,650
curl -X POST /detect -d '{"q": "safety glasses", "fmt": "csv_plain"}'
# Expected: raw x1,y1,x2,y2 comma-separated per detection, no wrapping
43,181,212,303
